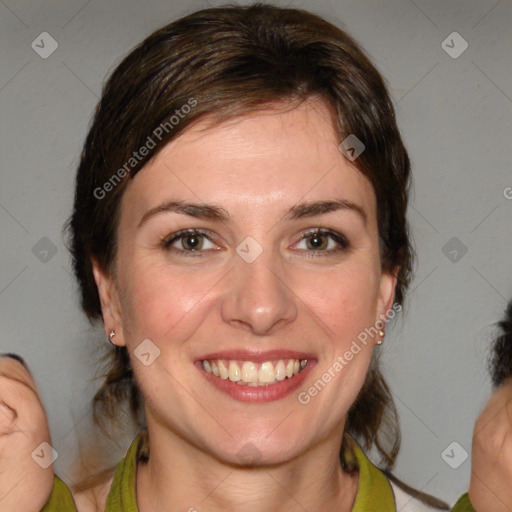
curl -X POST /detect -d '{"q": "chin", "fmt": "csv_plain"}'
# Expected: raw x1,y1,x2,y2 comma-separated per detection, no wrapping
203,427,313,468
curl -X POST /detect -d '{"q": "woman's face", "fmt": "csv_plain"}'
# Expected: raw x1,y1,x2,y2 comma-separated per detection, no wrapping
94,98,396,465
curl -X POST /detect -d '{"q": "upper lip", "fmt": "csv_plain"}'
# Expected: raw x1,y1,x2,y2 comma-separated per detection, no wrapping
196,349,316,363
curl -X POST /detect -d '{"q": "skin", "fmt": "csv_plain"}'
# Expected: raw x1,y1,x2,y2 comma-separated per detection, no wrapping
2,99,510,511
0,356,54,511
92,98,397,512
469,378,512,512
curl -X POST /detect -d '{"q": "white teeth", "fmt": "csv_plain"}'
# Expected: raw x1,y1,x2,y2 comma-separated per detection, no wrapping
241,361,258,383
286,360,294,378
274,360,286,381
228,361,241,381
218,360,229,379
201,358,309,386
258,362,275,383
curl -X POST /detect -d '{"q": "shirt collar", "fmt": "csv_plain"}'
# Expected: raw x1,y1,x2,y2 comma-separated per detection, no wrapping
346,435,396,511
107,431,396,512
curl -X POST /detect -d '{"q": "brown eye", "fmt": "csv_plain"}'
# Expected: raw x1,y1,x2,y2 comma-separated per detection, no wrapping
162,229,217,256
305,232,328,250
180,232,203,250
295,229,349,255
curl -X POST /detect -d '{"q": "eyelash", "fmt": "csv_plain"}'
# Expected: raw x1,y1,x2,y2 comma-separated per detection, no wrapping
161,228,350,258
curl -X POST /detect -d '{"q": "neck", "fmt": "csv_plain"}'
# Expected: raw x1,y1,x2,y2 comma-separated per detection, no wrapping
136,412,358,512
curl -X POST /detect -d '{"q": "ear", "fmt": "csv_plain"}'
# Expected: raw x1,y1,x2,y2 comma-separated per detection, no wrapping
91,257,125,347
375,267,399,327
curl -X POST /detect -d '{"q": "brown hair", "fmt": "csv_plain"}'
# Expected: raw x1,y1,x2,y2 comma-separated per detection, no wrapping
66,1,416,494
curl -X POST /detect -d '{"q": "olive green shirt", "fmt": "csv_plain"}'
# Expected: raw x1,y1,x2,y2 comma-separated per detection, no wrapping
41,431,471,511
451,493,476,512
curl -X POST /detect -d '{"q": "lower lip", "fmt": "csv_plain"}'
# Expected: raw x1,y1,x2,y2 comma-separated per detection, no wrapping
196,361,316,403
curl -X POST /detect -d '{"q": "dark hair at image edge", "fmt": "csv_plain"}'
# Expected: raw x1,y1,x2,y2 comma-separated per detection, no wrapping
489,299,512,388
63,3,448,507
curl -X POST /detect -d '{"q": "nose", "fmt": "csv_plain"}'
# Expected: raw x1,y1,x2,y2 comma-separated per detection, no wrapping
221,245,298,336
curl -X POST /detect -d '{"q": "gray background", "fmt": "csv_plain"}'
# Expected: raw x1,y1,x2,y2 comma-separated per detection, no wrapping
1,0,511,506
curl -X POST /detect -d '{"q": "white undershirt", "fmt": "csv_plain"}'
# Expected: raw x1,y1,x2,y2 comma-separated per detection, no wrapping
389,480,449,511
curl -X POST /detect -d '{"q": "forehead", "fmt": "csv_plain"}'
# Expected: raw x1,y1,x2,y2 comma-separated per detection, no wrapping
120,99,376,227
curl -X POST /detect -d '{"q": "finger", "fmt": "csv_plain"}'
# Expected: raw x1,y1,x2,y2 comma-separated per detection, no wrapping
473,386,512,439
0,402,16,433
0,353,29,371
0,358,41,404
0,360,49,439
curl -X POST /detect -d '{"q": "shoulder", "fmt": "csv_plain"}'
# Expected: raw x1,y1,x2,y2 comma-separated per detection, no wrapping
388,478,450,512
42,431,144,512
345,435,449,511
67,431,144,511
451,493,477,512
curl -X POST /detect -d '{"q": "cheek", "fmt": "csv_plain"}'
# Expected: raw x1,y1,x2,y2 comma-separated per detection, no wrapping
299,261,381,347
118,258,214,343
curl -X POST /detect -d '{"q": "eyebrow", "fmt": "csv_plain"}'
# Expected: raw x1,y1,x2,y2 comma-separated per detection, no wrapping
137,198,367,227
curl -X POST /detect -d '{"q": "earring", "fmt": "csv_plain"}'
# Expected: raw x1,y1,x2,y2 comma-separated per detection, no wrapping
376,329,385,346
109,329,116,345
